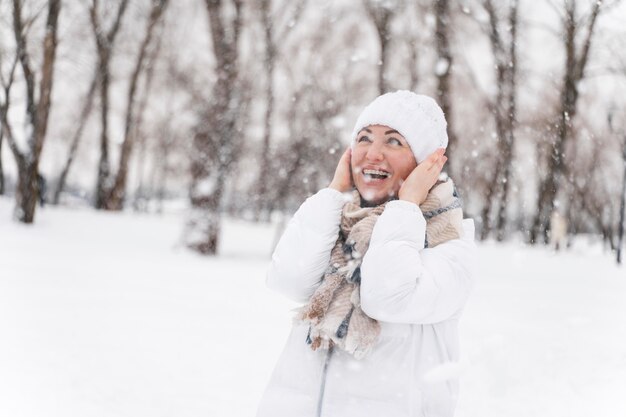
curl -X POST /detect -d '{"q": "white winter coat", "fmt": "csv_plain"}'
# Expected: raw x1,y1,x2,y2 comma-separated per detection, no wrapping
257,188,477,417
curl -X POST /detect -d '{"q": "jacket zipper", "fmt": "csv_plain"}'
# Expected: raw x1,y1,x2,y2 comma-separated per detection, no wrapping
316,345,334,417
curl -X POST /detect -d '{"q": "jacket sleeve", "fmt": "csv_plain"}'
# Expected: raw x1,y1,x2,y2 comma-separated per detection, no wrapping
266,188,346,303
359,199,477,324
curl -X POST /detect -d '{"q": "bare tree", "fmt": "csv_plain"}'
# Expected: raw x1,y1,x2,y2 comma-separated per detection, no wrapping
478,0,519,241
530,0,604,244
0,129,4,195
433,0,459,175
185,0,244,255
607,106,626,264
403,0,430,92
90,0,130,209
618,132,626,263
407,33,419,91
0,0,61,223
0,49,19,196
130,25,165,211
566,135,618,250
260,6,365,218
52,71,97,204
363,0,400,94
104,0,169,210
494,0,518,241
254,0,307,220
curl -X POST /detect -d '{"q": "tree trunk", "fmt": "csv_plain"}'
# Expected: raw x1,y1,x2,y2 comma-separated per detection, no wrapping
15,164,38,222
495,0,518,242
90,0,130,209
188,149,226,254
105,0,168,211
478,0,519,242
530,0,601,244
254,0,275,221
254,0,308,220
153,133,172,215
376,27,390,94
479,163,501,239
185,0,243,255
363,0,394,95
0,129,4,195
378,18,390,94
94,63,112,209
480,0,516,240
131,31,163,212
408,34,419,91
0,51,19,198
11,0,61,223
53,71,97,204
617,136,626,264
434,0,457,176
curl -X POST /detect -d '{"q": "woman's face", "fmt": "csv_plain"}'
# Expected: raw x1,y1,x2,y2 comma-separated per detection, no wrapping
351,124,417,205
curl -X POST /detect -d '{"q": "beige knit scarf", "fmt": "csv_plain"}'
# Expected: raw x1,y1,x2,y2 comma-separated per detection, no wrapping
297,177,465,359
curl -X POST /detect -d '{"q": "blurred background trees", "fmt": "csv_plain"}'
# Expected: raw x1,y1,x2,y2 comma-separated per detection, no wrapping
0,0,625,258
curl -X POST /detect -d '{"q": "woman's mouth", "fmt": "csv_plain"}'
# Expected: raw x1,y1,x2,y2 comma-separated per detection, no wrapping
362,168,391,183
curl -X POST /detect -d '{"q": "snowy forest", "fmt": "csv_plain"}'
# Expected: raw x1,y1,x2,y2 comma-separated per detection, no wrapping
2,1,626,416
0,0,624,255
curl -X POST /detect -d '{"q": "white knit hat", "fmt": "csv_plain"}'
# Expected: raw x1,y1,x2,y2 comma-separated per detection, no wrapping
351,90,448,163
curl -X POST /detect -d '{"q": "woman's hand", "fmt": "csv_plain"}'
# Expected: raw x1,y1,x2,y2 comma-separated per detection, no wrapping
328,146,354,192
398,148,447,206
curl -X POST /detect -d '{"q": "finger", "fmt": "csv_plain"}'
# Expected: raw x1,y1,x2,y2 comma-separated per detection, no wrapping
427,148,445,160
432,157,447,180
420,154,439,171
436,156,447,170
426,158,445,181
425,155,442,172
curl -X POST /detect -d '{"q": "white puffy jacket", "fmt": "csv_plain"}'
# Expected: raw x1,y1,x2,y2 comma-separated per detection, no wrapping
257,188,477,417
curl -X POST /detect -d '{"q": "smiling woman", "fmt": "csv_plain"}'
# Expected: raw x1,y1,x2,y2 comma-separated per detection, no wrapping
257,90,476,417
351,125,417,206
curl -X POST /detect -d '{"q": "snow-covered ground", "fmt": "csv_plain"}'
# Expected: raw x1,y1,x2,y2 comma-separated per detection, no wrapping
1,196,625,417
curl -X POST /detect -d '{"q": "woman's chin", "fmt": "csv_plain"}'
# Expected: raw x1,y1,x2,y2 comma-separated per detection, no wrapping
357,187,396,206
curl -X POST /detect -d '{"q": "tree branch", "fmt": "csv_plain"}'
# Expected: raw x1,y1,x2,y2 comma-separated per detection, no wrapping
32,0,61,162
12,0,37,137
275,0,308,42
0,106,25,169
90,0,129,52
232,0,243,51
107,0,130,46
574,0,602,82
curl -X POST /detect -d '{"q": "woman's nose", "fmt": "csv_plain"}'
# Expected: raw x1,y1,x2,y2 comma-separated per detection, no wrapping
365,141,384,162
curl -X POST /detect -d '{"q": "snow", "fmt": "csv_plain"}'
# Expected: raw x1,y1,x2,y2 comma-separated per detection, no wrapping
434,58,450,76
1,195,625,417
191,177,217,198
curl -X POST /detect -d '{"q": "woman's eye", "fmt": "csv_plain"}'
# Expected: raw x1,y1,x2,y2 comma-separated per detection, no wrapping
358,136,371,143
388,137,402,146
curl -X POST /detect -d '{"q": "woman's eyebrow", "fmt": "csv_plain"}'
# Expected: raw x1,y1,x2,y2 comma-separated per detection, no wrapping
359,128,372,134
385,129,399,135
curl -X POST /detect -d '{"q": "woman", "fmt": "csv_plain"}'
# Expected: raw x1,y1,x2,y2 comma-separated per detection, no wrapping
257,90,477,417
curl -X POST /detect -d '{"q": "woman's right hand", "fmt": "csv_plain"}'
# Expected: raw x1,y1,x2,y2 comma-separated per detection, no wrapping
328,146,354,192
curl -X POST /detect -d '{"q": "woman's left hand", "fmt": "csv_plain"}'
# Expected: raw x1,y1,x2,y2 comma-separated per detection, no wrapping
398,148,447,206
